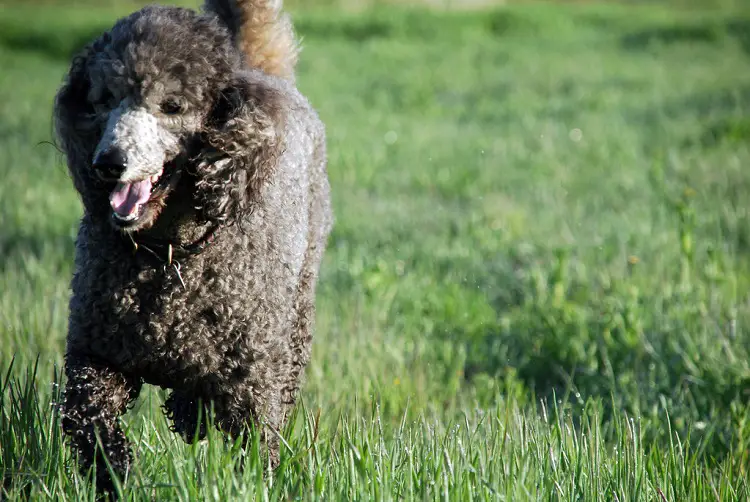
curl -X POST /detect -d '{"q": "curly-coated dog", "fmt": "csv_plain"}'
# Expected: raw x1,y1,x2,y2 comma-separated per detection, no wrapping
54,0,332,492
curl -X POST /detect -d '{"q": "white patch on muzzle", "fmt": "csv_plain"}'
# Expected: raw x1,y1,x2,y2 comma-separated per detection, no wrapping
94,104,179,182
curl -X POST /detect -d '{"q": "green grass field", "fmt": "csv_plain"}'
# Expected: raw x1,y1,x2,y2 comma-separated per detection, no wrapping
2,0,750,499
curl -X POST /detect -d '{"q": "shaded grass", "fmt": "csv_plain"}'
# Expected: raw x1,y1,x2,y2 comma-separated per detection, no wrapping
2,0,750,499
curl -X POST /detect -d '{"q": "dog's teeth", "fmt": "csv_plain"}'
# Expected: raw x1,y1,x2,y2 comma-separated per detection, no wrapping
151,174,159,183
114,212,138,222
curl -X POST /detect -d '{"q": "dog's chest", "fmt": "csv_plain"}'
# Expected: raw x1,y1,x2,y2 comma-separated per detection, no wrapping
84,252,293,386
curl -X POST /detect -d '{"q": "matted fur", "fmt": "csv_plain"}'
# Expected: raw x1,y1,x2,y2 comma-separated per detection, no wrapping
54,0,331,494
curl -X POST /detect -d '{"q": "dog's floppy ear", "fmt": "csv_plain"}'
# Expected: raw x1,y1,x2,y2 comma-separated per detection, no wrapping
54,48,105,210
55,52,94,123
198,71,285,223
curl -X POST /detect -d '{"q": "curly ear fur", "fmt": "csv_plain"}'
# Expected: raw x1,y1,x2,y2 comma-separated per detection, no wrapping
54,45,109,214
203,0,298,81
196,71,285,224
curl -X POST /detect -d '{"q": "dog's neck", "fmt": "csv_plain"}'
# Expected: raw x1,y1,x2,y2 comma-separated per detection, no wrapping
127,219,221,262
129,173,222,256
143,214,217,248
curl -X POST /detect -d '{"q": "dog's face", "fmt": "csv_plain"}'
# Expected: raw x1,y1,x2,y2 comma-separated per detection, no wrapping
85,57,207,231
55,6,282,233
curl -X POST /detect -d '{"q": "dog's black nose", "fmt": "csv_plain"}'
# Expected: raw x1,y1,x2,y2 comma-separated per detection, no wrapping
92,149,128,179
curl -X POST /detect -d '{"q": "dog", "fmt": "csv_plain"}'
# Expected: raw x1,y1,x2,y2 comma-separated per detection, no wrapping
53,0,332,492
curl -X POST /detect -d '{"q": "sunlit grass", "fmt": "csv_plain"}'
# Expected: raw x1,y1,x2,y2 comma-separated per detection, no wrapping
2,0,750,499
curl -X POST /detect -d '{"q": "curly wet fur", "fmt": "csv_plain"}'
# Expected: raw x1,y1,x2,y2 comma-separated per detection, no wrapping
54,1,331,493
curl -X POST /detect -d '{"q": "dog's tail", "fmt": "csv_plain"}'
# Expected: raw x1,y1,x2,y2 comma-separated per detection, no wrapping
204,0,298,81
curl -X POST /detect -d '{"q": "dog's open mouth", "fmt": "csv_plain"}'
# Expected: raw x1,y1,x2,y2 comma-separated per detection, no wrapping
109,166,177,228
110,175,156,222
110,171,164,221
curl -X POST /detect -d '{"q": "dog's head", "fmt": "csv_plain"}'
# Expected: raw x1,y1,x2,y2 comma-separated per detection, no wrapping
54,5,284,233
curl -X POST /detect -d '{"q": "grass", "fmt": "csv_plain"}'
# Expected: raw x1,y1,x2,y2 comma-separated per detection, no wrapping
2,0,750,499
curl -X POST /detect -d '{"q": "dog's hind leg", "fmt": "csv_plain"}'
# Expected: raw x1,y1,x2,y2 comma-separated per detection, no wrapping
163,390,209,444
61,358,142,494
281,140,332,418
165,387,283,467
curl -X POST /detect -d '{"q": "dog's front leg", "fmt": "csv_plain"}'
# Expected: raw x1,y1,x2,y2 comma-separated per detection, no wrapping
61,358,142,495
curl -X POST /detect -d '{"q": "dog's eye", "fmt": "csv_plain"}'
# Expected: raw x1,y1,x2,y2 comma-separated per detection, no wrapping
99,88,114,105
89,85,114,110
160,98,183,115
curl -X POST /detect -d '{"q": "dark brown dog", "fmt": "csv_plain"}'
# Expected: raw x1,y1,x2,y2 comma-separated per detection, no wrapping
54,0,331,492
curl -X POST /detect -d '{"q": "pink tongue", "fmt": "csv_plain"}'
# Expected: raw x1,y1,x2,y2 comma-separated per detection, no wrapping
110,179,152,216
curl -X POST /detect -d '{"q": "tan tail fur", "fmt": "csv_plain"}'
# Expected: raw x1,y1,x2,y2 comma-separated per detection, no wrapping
204,0,299,81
